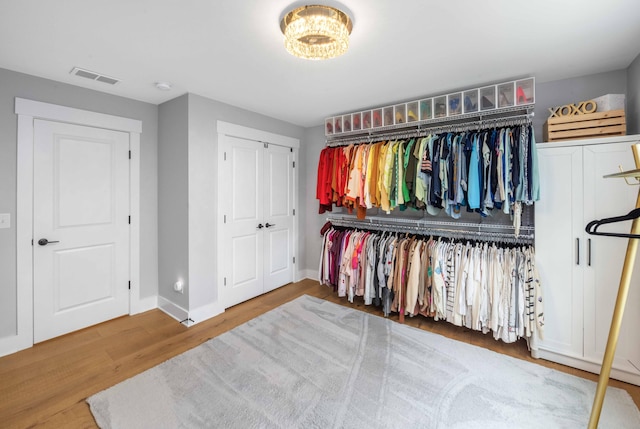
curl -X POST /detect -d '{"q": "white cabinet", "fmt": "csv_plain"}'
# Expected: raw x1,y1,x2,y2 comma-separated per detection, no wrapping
535,135,640,386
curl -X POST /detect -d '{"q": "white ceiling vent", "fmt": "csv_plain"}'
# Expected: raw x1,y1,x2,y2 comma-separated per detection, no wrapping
70,67,120,85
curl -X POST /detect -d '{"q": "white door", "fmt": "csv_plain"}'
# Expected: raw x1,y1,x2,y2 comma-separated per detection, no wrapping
263,144,294,292
33,120,130,343
535,145,585,358
224,136,265,307
583,142,640,375
223,137,294,307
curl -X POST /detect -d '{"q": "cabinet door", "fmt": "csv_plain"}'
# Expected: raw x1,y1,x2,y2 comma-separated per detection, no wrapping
535,145,584,358
583,142,640,376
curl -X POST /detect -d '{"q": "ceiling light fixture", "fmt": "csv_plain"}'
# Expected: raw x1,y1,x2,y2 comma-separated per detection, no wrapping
280,4,353,60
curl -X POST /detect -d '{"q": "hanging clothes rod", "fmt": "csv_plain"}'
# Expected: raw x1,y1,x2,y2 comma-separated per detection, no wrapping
326,215,535,244
326,108,534,147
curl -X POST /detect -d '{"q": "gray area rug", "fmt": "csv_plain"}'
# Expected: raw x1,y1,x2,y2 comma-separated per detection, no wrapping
87,295,640,428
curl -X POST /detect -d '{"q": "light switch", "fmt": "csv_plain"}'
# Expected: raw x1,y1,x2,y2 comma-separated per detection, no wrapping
0,213,10,229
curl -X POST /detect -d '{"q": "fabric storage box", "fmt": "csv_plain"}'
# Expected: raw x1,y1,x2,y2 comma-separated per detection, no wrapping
543,109,626,142
593,94,625,112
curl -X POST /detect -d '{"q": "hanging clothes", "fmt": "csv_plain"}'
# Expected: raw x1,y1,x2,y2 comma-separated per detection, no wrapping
316,125,540,230
319,226,544,349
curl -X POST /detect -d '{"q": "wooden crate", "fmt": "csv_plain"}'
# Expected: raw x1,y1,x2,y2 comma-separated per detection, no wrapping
543,109,626,142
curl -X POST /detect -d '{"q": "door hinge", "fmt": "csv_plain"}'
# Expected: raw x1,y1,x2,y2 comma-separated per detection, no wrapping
290,147,293,152
128,150,131,159
224,152,227,161
31,239,34,246
128,215,131,224
264,142,268,149
224,277,227,286
293,209,295,215
128,281,131,290
293,256,296,264
224,215,227,224
292,161,295,168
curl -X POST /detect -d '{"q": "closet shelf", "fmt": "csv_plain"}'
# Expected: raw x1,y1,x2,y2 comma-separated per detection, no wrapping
327,214,535,244
326,106,534,147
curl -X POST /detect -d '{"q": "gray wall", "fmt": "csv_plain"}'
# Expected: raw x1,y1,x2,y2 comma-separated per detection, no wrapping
627,52,640,135
156,93,305,311
533,70,627,140
301,125,326,271
0,67,158,339
158,94,190,309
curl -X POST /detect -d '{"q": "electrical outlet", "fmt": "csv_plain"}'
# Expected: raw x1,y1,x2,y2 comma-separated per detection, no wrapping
174,281,184,294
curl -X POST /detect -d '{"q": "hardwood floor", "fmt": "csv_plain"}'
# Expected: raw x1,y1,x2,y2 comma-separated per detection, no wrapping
1,279,638,428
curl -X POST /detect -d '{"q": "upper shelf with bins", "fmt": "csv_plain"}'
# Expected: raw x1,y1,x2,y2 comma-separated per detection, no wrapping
325,77,535,137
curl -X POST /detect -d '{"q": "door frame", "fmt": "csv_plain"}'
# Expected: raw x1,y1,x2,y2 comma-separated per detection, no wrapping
216,121,300,309
8,97,142,355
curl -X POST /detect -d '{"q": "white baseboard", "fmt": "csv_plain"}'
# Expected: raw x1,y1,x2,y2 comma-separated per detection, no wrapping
158,296,189,323
298,269,318,281
0,333,32,358
130,294,158,315
158,296,224,327
187,302,225,327
537,348,640,386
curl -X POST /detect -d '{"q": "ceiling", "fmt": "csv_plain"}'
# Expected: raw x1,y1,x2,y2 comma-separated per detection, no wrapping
1,0,639,128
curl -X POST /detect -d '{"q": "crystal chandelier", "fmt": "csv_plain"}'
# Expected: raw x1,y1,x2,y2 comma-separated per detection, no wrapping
280,4,353,60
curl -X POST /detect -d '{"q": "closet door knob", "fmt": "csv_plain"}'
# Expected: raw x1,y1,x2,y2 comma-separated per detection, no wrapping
257,224,264,229
265,223,275,228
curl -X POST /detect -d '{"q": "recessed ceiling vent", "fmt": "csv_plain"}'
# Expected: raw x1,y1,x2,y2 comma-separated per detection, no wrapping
70,67,120,85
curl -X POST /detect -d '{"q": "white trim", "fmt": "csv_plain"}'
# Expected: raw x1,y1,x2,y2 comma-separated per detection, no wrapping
216,121,300,148
292,148,299,286
188,302,225,326
128,132,144,315
1,98,144,357
299,269,318,281
537,348,640,386
538,133,640,148
15,98,142,133
216,134,226,310
158,296,189,323
132,295,159,315
2,115,36,357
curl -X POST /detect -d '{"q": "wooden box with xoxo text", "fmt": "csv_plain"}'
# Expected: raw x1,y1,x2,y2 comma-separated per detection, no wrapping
543,109,626,142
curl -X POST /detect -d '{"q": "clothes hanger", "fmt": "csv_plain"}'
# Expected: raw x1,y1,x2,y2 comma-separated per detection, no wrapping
585,208,640,239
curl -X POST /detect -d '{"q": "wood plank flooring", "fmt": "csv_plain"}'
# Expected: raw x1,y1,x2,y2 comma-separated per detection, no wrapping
1,279,638,428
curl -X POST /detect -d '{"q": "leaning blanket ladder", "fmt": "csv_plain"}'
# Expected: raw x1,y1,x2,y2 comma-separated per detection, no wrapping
587,142,640,428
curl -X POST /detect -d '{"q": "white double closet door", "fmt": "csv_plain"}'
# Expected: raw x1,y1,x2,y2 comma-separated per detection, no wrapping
221,136,294,308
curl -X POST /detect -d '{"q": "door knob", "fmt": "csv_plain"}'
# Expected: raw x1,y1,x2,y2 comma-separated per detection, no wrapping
38,238,60,246
265,223,276,228
257,224,264,229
